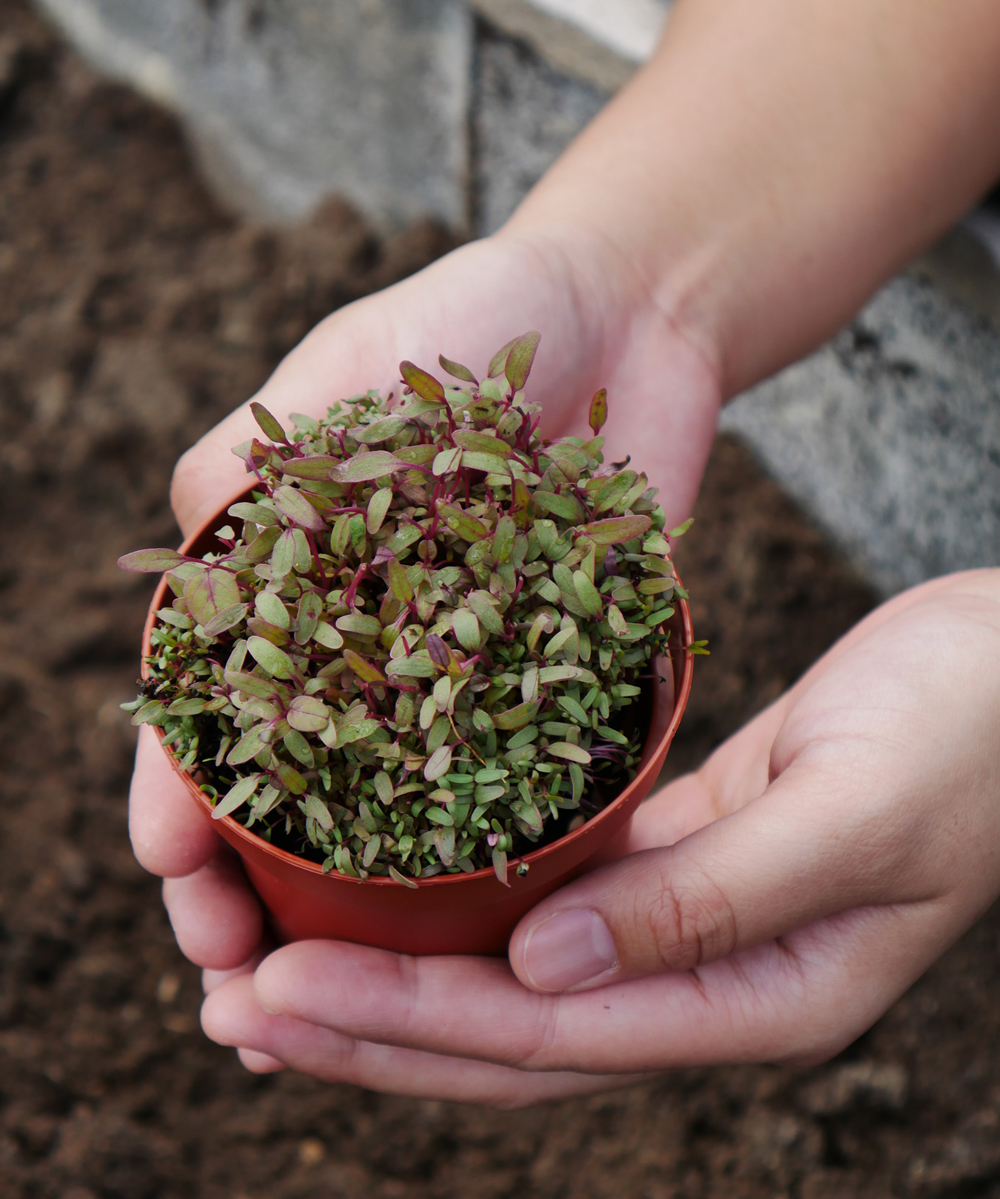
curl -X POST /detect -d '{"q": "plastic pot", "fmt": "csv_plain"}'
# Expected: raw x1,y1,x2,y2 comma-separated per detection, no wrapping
142,497,695,956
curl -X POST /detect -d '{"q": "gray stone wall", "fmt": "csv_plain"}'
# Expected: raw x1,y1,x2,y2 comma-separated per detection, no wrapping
722,275,1000,594
35,0,474,230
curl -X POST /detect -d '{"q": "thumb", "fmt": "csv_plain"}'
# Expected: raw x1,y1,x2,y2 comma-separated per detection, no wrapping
508,758,913,993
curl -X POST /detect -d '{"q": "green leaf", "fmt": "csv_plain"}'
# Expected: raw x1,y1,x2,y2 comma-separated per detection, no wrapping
280,456,341,482
336,613,382,638
493,700,540,731
312,621,344,649
538,665,597,685
366,488,393,535
386,651,437,679
472,709,494,733
374,771,394,804
460,451,511,477
247,635,295,679
573,570,604,619
130,700,166,726
452,429,514,458
581,515,651,545
492,847,509,886
436,501,490,543
595,471,638,513
244,525,282,564
532,490,584,522
228,501,280,526
212,773,261,819
588,387,608,435
343,647,388,684
227,726,269,766
277,761,308,794
467,590,504,634
438,354,478,383
295,592,323,644
303,795,334,830
546,742,592,765
424,744,453,781
503,330,540,392
250,401,288,444
399,361,445,403
272,485,325,532
255,591,290,629
224,669,280,699
184,568,241,627
270,529,297,580
432,446,463,477
638,577,678,595
492,515,516,564
669,517,695,538
451,608,481,652
330,451,405,483
487,335,520,379
117,548,185,573
393,444,438,466
202,602,250,637
354,416,407,445
283,729,315,767
287,695,331,732
387,556,414,604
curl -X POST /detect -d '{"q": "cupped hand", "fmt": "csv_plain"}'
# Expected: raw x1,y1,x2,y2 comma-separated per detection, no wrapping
197,570,1000,1105
127,224,722,1008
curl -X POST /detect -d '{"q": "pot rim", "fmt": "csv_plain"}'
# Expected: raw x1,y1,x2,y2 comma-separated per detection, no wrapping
141,491,695,890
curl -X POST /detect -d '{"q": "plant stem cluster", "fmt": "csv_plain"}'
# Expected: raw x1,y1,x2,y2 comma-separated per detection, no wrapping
122,333,691,883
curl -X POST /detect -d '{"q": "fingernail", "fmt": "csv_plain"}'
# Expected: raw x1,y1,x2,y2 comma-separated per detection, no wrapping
521,909,617,992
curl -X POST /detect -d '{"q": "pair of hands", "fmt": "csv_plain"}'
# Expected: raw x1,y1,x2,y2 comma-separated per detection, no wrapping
129,231,1000,1107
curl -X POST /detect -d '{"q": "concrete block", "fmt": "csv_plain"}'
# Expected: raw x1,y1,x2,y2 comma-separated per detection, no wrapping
721,274,1000,594
472,25,607,233
34,0,474,230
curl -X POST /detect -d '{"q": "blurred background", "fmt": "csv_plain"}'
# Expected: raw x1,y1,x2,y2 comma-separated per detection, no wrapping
0,1,998,1196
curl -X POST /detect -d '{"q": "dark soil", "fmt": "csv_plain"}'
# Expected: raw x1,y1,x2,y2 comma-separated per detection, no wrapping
1,4,997,1197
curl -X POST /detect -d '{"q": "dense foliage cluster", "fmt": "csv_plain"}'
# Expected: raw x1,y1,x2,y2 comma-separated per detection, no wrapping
122,333,694,883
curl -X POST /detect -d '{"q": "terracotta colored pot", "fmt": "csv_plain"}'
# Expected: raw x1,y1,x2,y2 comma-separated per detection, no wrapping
142,498,694,956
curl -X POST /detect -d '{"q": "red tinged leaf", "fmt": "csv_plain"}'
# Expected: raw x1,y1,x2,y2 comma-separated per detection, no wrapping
184,568,241,627
272,485,326,531
329,452,406,484
343,648,388,685
436,501,490,543
504,330,541,392
588,388,608,435
580,515,652,545
438,354,478,384
399,361,445,404
117,548,185,573
487,334,520,379
250,401,290,445
279,456,341,480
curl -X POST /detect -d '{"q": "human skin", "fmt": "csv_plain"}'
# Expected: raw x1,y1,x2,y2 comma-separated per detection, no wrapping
130,0,1000,1098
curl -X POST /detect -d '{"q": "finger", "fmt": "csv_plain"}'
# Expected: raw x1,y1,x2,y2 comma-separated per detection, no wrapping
129,725,220,877
162,847,264,970
251,903,950,1075
509,748,932,994
202,942,274,995
202,975,641,1106
237,1048,286,1074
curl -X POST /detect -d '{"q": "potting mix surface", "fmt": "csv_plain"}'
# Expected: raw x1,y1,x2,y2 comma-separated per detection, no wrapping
1,4,999,1197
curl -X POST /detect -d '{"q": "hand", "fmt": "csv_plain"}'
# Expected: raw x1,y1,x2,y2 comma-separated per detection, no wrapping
197,570,1000,1104
127,225,722,1070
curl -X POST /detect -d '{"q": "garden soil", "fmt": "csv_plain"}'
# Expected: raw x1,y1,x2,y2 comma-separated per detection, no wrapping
1,4,998,1197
